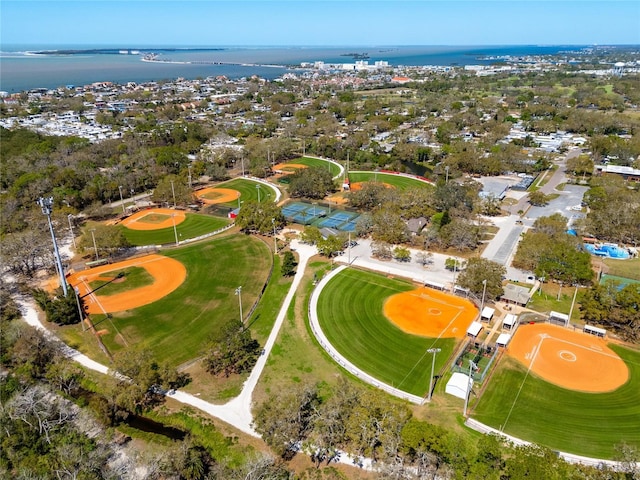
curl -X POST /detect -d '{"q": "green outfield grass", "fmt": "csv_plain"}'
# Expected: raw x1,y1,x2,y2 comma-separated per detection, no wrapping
472,345,640,459
121,213,230,246
95,235,272,366
291,156,342,177
214,178,277,207
316,268,457,397
88,266,153,296
348,171,433,190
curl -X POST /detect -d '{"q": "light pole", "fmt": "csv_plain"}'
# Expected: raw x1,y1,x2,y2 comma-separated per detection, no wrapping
445,165,450,183
118,185,125,214
187,164,192,189
90,228,99,261
241,155,245,177
426,347,441,402
256,184,261,203
131,188,136,207
37,197,68,296
272,218,277,254
480,279,487,314
170,180,177,208
235,286,243,324
67,214,77,249
463,360,478,417
172,214,179,246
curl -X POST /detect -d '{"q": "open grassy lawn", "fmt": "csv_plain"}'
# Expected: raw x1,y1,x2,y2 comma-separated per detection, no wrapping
602,257,640,281
88,266,153,295
348,171,433,190
317,268,457,397
214,178,277,207
121,213,230,246
96,234,272,366
472,345,640,459
526,283,586,322
292,156,342,177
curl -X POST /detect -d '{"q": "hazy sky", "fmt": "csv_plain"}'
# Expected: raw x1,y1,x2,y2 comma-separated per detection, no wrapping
2,1,639,46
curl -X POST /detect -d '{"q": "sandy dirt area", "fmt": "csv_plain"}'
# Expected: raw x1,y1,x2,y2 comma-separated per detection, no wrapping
507,323,628,392
350,181,394,191
121,208,186,231
195,187,240,205
384,287,478,338
67,254,186,314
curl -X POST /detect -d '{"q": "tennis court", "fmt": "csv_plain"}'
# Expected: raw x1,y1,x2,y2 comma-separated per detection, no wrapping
283,201,360,231
317,211,359,230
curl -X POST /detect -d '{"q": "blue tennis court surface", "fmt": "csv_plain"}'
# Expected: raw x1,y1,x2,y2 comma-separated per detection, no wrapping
283,201,359,231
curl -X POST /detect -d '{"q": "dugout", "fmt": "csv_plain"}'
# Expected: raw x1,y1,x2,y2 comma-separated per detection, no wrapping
502,313,517,331
549,311,569,327
584,324,606,338
481,307,495,322
424,280,446,291
496,333,512,348
467,321,483,339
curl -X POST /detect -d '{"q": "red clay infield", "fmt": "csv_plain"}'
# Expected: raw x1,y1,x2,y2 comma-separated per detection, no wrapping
67,254,186,314
273,162,307,172
384,287,478,338
121,208,186,231
195,187,240,205
508,323,628,392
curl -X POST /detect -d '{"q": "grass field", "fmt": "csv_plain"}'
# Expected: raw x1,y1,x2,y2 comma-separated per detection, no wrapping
94,235,272,366
347,171,433,190
88,266,153,296
292,156,342,177
214,178,277,207
602,257,640,281
316,268,457,397
121,213,229,246
472,345,640,458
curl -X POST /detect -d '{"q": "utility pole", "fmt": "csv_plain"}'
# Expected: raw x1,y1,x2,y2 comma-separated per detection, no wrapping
118,185,125,214
463,360,478,416
38,197,68,296
426,348,441,402
272,218,278,254
170,180,176,208
235,286,243,324
90,229,99,261
172,214,179,246
67,214,77,249
480,279,487,314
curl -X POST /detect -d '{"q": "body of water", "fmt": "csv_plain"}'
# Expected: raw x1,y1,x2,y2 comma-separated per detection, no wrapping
0,44,580,93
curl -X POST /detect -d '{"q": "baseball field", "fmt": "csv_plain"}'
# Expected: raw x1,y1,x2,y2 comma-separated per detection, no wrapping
316,268,477,397
71,234,272,366
472,323,640,458
347,171,433,190
120,208,230,246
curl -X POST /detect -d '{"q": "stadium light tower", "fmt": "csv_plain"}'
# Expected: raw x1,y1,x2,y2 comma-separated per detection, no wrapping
255,184,261,203
480,279,487,314
37,197,68,296
426,347,441,402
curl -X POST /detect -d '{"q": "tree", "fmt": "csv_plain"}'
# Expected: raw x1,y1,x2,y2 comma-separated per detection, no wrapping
78,223,131,256
445,257,464,271
393,246,411,262
152,174,193,206
316,234,345,257
235,201,284,235
253,383,321,458
527,190,551,206
203,319,261,377
457,257,505,299
281,251,296,277
32,287,81,326
415,251,434,267
371,241,393,260
288,166,335,199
